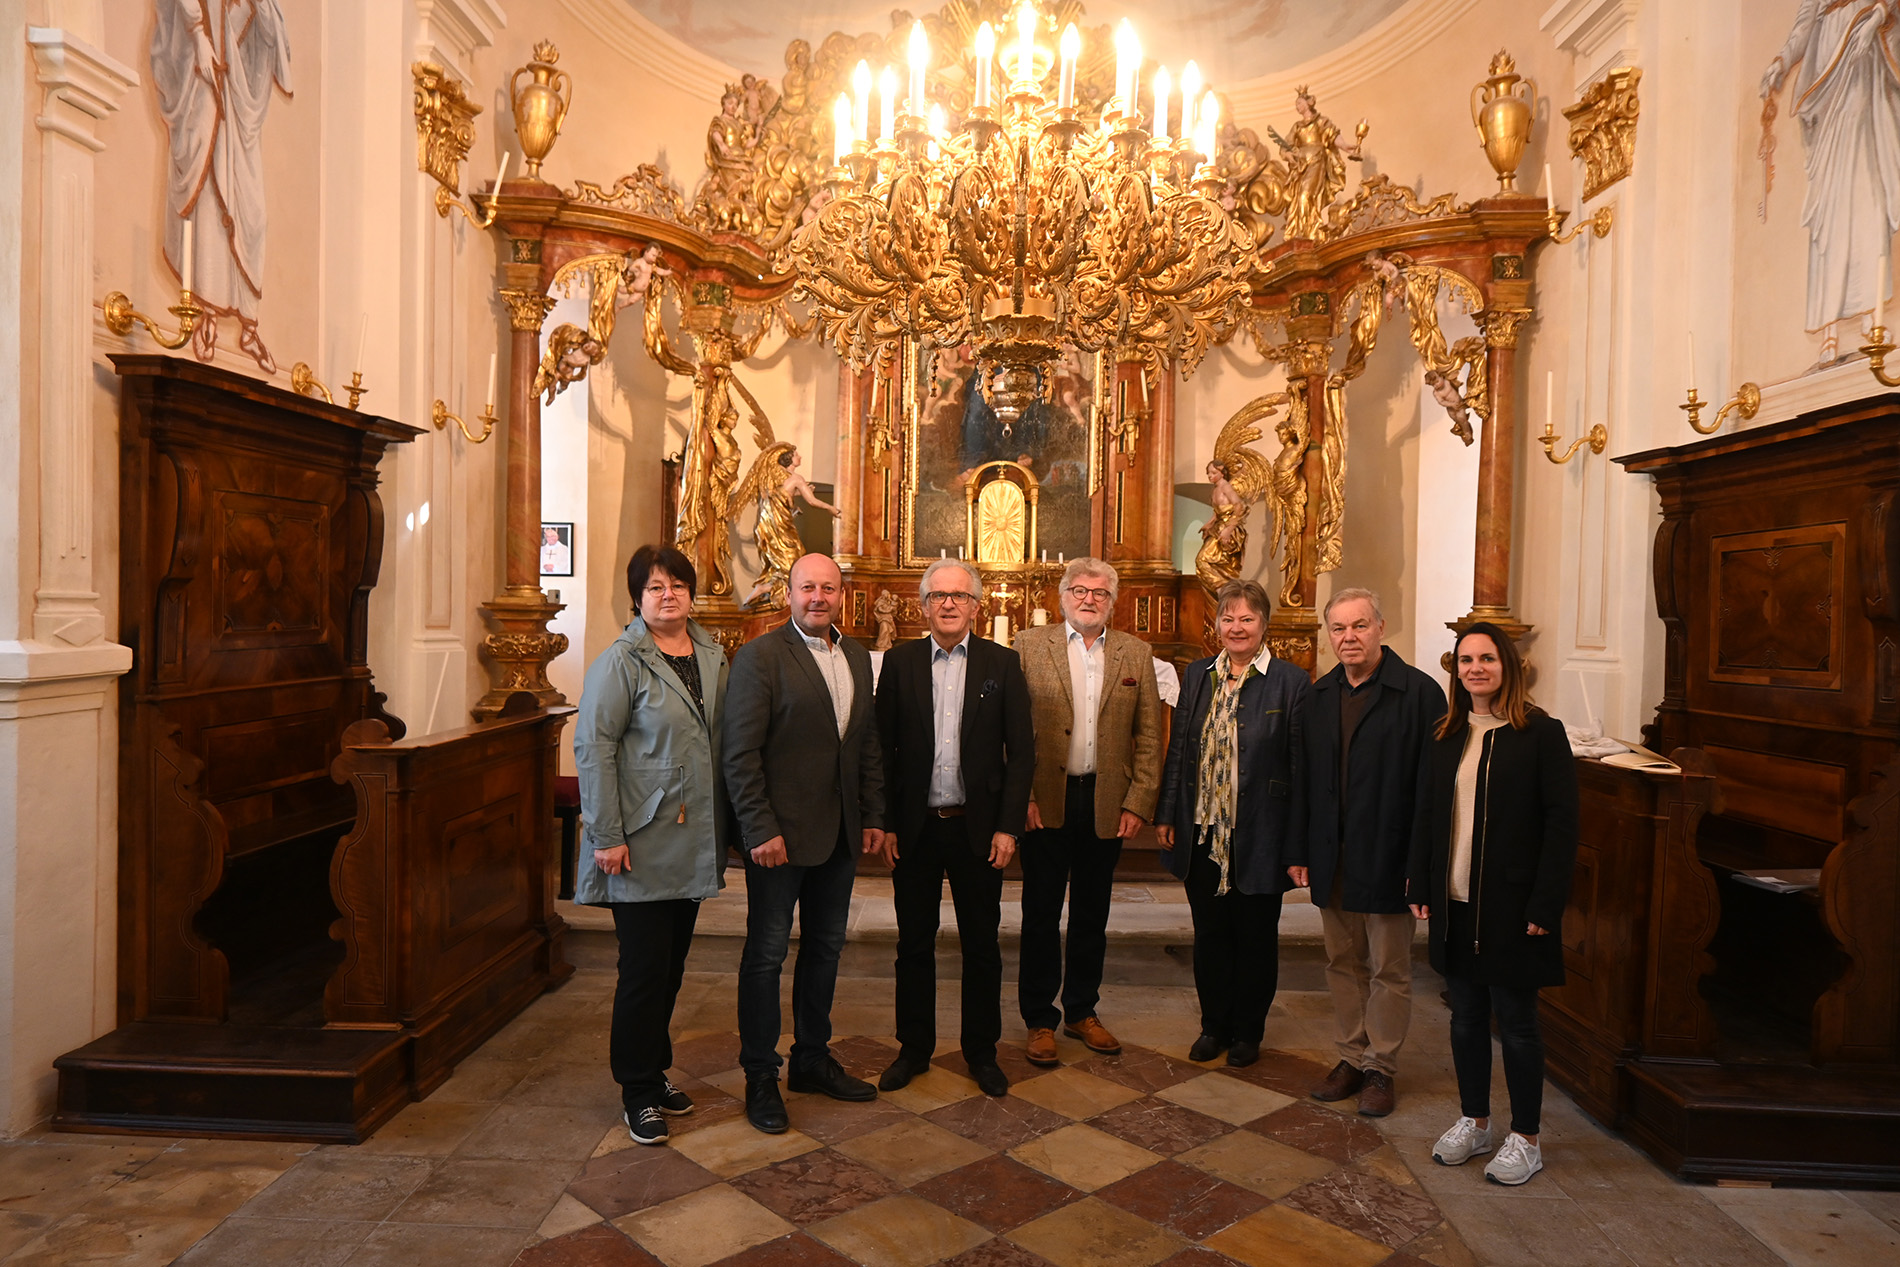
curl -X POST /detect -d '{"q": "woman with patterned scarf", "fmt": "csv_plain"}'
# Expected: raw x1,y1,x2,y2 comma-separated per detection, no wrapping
1155,580,1312,1068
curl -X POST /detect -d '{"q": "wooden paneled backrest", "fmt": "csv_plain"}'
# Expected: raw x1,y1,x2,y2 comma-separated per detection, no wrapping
115,354,420,1023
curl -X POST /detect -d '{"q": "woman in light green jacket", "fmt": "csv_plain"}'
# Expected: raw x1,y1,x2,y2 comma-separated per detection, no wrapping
574,544,731,1147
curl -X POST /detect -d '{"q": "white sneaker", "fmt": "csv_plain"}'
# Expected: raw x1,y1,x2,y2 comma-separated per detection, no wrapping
1484,1132,1544,1185
1432,1116,1495,1166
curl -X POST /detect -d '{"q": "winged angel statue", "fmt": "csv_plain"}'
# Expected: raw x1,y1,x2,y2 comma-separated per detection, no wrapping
736,442,841,609
1197,392,1298,609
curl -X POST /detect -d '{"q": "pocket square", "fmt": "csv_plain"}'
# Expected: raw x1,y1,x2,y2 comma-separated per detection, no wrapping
1121,677,1137,686
979,678,999,698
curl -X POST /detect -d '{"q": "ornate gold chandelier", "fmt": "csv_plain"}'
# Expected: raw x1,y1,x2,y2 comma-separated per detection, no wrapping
788,2,1252,421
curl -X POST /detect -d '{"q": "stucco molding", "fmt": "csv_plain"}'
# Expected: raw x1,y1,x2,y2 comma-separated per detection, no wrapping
1540,0,1642,92
416,0,508,79
556,0,740,103
1223,0,1483,125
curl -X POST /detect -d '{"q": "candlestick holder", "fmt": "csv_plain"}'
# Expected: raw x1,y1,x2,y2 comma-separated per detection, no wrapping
1545,203,1614,245
289,362,333,403
1861,324,1900,387
344,371,368,411
435,183,500,229
103,286,202,351
432,397,496,443
1538,419,1607,464
1680,381,1760,435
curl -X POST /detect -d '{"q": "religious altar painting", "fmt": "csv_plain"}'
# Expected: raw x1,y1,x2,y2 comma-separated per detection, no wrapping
909,345,1094,566
1759,0,1900,360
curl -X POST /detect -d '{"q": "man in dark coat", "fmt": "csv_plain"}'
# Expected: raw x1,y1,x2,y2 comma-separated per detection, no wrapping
873,558,1035,1098
724,554,886,1134
1286,588,1446,1117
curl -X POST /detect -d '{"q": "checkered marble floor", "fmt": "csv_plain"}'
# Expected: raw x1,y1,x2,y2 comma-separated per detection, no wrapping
518,1032,1461,1267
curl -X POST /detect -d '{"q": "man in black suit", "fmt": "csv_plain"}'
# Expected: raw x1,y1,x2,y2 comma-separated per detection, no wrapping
873,558,1034,1097
724,554,886,1134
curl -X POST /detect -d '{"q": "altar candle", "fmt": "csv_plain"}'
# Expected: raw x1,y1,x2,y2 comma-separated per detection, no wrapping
974,22,994,109
495,150,513,189
180,214,195,293
879,67,896,142
354,314,368,372
1880,247,1890,334
1180,62,1201,139
992,614,1008,643
1015,0,1036,84
908,21,929,119
1544,162,1553,204
486,352,498,411
833,94,853,163
1544,370,1554,436
852,61,872,142
1058,24,1079,109
1152,66,1171,141
1687,330,1697,392
940,547,947,558
958,544,965,559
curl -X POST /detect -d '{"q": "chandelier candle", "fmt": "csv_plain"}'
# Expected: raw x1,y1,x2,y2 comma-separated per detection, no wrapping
1058,24,1079,110
1152,66,1171,142
974,22,995,110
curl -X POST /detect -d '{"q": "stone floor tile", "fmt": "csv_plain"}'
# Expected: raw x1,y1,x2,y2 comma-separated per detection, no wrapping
1396,1219,1480,1267
458,1103,623,1162
1086,1097,1233,1158
1005,1196,1184,1267
669,1118,822,1180
614,1184,795,1267
1583,1197,1786,1267
388,1157,574,1228
76,1137,303,1220
1349,1143,1423,1190
1011,1066,1145,1120
833,1117,993,1186
0,1139,164,1214
990,1039,1054,1087
239,1153,436,1222
430,1056,538,1103
1426,1192,1636,1266
514,1222,661,1266
1201,1204,1391,1267
1008,1122,1161,1193
0,1211,57,1257
705,1231,857,1265
669,1033,743,1079
1846,1187,1900,1235
1075,1047,1206,1095
1384,1134,1569,1204
171,1215,374,1266
345,1221,529,1267
924,1092,1071,1152
566,1144,721,1220
1214,1049,1334,1101
1173,1130,1335,1200
1698,1186,1900,1267
807,1192,993,1267
478,1022,569,1062
879,1063,984,1115
827,1034,901,1081
939,1238,1062,1267
778,1089,912,1145
1149,1248,1246,1267
728,1147,900,1226
912,1154,1083,1233
3,1211,222,1267
354,1100,497,1157
657,1086,748,1142
1155,1074,1294,1127
1281,1166,1442,1248
538,1192,608,1240
1094,1158,1269,1240
508,1058,624,1109
1245,1101,1386,1164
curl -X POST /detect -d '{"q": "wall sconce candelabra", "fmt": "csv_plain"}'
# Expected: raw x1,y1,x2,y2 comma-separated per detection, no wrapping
1860,325,1900,387
1680,381,1760,434
290,362,333,402
1539,418,1607,463
432,397,496,443
1546,203,1614,245
103,286,201,350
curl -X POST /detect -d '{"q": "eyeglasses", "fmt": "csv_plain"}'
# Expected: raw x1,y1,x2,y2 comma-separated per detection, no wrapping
924,591,978,607
1066,586,1112,603
643,581,692,598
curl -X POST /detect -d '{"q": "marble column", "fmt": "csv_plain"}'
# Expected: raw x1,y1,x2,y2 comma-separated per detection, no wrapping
1461,306,1535,644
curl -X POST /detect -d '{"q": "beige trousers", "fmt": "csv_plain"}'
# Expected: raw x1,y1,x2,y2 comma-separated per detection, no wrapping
1320,887,1416,1076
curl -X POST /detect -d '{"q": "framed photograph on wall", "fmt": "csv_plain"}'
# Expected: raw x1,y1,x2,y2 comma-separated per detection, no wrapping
539,522,574,578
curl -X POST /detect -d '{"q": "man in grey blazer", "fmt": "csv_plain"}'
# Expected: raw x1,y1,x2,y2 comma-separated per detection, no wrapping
724,553,886,1134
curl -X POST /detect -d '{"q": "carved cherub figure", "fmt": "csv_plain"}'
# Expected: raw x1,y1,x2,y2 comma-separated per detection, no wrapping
617,244,673,309
871,589,899,652
1424,368,1474,444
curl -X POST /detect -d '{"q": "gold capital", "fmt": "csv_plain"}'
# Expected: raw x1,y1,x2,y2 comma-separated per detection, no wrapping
1480,307,1534,349
499,288,557,333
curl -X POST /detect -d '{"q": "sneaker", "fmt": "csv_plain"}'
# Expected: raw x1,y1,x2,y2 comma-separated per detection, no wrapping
1484,1133,1544,1185
657,1080,695,1116
1432,1116,1495,1166
625,1106,668,1146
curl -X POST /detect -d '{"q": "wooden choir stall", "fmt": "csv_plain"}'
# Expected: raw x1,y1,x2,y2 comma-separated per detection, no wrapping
1542,393,1900,1186
54,357,572,1143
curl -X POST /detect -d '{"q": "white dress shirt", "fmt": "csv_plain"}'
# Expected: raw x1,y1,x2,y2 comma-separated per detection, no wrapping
796,624,853,739
1065,622,1105,776
928,634,970,807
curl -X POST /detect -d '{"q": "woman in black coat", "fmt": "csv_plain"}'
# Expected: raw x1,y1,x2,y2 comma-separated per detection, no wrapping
1155,580,1310,1069
1406,622,1577,1187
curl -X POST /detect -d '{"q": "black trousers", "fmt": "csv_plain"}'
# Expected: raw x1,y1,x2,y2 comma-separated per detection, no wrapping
892,812,1004,1066
1183,826,1284,1045
609,898,700,1113
1445,902,1546,1136
1018,774,1122,1030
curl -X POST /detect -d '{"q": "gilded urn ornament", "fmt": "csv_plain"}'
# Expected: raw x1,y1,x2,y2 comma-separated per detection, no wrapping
511,41,572,179
1471,50,1535,193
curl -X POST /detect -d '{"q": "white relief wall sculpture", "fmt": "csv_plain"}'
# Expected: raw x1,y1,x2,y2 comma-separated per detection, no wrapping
1759,0,1900,366
151,0,293,372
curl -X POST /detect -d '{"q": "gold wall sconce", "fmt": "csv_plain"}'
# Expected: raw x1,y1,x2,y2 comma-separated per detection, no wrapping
1546,203,1614,245
1860,324,1900,387
290,362,333,402
432,398,496,443
1539,418,1607,464
1680,381,1760,434
103,286,201,350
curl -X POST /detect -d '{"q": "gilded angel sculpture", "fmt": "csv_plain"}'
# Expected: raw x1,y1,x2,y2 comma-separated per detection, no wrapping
738,442,840,609
1195,394,1282,607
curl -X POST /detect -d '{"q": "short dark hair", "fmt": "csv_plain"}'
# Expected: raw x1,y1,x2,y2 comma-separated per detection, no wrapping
627,544,697,607
1213,579,1271,622
776,450,794,468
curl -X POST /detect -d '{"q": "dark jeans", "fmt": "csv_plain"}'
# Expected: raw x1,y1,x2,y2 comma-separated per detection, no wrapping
737,835,856,1082
1183,825,1284,1044
1446,972,1545,1137
610,899,700,1113
893,812,1004,1067
1018,774,1122,1030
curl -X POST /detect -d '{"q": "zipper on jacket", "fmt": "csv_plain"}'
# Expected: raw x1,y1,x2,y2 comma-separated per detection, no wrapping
1470,728,1497,955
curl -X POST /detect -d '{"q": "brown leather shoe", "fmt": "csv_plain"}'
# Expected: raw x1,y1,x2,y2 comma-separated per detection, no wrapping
1063,1016,1122,1056
1358,1069,1395,1117
1025,1028,1060,1067
1310,1060,1366,1103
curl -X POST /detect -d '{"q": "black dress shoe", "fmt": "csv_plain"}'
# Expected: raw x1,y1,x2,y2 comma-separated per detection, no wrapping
746,1078,789,1134
1226,1039,1261,1068
788,1055,876,1102
1188,1034,1230,1063
968,1062,1010,1097
878,1054,929,1092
